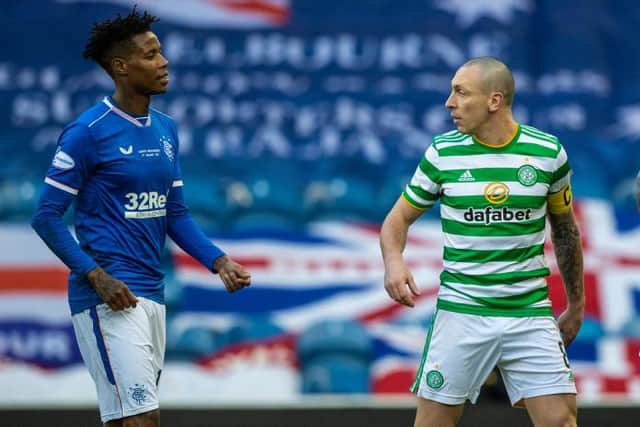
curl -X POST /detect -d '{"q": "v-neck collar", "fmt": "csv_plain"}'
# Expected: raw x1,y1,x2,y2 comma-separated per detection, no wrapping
103,97,152,128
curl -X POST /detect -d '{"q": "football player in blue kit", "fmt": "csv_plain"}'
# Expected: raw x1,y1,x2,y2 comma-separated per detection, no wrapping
31,7,251,426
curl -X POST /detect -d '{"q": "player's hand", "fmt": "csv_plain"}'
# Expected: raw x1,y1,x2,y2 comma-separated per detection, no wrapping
557,304,584,347
383,258,420,307
213,255,251,293
86,266,139,311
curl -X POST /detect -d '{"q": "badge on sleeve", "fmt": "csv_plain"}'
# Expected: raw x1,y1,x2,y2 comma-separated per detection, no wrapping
52,149,75,170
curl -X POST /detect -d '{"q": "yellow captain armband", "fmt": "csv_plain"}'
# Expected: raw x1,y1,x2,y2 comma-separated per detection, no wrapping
401,191,431,211
547,183,573,214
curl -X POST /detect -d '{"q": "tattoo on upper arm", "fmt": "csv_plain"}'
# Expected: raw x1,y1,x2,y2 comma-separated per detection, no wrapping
548,211,584,303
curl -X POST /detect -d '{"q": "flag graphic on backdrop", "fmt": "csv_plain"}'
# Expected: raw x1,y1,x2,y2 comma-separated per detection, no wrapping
1,200,640,399
56,0,290,28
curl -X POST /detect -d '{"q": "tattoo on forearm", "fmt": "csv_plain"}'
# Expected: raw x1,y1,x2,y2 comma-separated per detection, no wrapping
550,214,584,304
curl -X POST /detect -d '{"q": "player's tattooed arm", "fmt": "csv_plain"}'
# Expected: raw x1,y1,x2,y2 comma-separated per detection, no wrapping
549,210,584,305
548,209,584,346
86,266,139,311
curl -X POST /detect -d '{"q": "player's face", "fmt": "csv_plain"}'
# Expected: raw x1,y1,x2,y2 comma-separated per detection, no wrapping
124,31,169,95
444,65,491,135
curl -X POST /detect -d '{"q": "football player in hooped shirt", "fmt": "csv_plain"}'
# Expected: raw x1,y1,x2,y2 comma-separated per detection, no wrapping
380,57,584,427
31,8,251,427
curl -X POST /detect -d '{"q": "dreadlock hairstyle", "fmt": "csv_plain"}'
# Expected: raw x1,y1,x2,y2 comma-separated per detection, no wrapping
83,6,159,73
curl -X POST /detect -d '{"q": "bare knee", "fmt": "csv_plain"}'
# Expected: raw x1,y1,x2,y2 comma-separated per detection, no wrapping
530,405,577,427
533,413,576,427
121,409,160,427
526,394,577,427
414,398,464,427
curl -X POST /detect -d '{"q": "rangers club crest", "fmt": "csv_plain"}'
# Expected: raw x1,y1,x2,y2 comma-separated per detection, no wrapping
161,136,174,162
129,384,148,405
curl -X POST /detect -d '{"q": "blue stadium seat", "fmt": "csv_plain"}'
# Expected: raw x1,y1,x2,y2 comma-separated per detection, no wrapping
298,319,372,361
230,211,300,232
225,315,284,344
167,325,229,360
304,176,381,222
301,353,370,394
226,160,306,226
298,319,372,393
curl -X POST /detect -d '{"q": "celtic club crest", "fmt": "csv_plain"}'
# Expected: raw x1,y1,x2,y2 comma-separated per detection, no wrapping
425,370,445,389
517,164,537,186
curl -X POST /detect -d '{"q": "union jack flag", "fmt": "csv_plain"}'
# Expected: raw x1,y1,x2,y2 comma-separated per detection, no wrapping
172,199,640,397
1,199,639,400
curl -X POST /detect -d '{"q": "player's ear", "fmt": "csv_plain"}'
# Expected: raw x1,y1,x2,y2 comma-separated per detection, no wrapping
488,91,504,112
111,57,128,77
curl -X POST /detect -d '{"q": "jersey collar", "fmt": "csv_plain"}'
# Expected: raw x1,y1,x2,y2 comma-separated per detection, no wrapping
472,124,520,149
102,97,152,128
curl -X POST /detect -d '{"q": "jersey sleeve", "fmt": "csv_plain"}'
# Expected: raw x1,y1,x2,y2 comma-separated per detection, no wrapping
31,123,99,276
548,145,571,193
547,145,573,214
166,123,225,271
44,123,98,196
169,119,183,190
402,143,442,210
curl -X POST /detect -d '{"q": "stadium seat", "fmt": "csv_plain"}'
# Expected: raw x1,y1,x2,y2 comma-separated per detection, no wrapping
225,315,285,344
230,211,300,233
226,160,306,226
301,353,370,394
297,319,372,393
167,325,229,360
304,176,381,222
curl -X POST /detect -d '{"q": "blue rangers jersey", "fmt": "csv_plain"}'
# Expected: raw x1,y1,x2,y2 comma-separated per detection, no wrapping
33,97,223,313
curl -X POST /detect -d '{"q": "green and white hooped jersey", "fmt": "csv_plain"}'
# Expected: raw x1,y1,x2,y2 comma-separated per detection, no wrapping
403,124,571,317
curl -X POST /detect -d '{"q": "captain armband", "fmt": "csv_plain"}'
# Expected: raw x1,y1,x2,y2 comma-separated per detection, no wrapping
547,183,573,214
402,191,433,211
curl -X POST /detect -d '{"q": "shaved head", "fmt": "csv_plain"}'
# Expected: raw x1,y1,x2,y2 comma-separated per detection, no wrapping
460,57,515,106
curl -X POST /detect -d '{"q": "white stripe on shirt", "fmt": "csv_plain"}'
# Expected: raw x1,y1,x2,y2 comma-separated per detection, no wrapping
45,177,78,195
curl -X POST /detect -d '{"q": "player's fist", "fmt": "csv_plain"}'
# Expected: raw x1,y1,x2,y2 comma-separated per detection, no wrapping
213,255,251,293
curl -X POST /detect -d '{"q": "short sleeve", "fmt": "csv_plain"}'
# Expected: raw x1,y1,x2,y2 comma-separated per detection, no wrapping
548,145,572,194
402,144,442,210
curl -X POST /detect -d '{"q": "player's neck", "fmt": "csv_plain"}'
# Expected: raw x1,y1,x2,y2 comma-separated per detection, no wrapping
111,89,150,117
473,115,518,147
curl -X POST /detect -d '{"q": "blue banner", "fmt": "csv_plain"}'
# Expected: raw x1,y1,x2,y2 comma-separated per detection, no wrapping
1,0,638,208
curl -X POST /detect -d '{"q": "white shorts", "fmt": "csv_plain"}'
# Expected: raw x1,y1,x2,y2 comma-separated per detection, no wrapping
72,297,166,422
411,309,576,406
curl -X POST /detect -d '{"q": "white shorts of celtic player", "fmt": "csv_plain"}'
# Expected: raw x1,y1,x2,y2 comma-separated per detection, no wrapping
72,298,165,422
413,310,576,406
